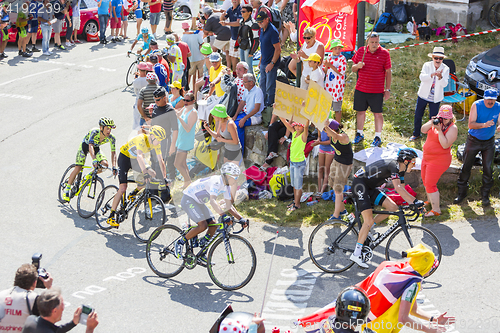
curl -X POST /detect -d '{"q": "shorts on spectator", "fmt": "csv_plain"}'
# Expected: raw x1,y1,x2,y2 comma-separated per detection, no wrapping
17,26,27,38
149,12,161,25
290,160,306,190
190,0,200,15
212,38,229,52
135,9,143,19
177,148,191,153
328,159,352,192
122,10,129,21
319,148,334,155
28,20,38,33
52,19,63,33
110,17,122,29
229,39,239,58
72,16,81,31
189,60,204,75
353,89,384,113
224,148,241,162
332,100,342,112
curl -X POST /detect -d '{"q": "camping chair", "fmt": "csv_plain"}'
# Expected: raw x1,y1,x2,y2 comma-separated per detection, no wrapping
443,59,468,121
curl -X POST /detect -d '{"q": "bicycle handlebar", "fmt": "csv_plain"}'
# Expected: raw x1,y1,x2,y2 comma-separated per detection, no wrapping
231,218,250,235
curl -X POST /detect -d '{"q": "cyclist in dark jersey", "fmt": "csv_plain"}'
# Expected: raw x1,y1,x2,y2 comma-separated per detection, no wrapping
62,117,118,202
350,148,424,268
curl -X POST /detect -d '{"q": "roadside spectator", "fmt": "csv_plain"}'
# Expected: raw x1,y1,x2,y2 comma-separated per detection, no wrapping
256,11,280,107
174,92,198,188
220,0,241,72
233,73,264,154
173,32,191,91
51,0,69,50
277,0,294,45
237,4,259,75
233,62,248,103
132,62,151,130
0,15,8,59
71,0,83,44
181,22,204,91
312,128,334,196
193,43,214,96
110,0,122,42
22,288,99,333
27,0,41,52
120,0,130,39
149,54,168,87
410,46,450,141
250,0,260,20
421,105,458,217
261,113,290,170
63,0,73,47
146,0,161,38
168,80,185,109
137,72,159,125
38,0,55,55
189,0,200,29
97,0,111,44
323,39,347,123
165,34,184,82
202,6,231,62
205,104,242,164
206,52,227,98
162,0,173,35
133,0,142,36
323,119,353,219
454,89,500,207
279,116,310,212
0,264,53,332
351,32,392,147
289,27,324,89
16,2,32,57
303,52,324,90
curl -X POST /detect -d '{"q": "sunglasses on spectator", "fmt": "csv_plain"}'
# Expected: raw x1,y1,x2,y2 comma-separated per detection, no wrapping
433,57,444,60
241,10,247,13
154,97,164,101
184,98,194,102
303,36,312,40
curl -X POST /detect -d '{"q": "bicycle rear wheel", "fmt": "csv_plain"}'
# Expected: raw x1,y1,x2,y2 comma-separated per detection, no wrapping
94,185,118,231
77,176,104,218
58,164,81,203
308,219,358,273
385,225,442,277
132,194,166,242
207,234,256,291
146,224,185,278
126,61,138,87
488,2,500,28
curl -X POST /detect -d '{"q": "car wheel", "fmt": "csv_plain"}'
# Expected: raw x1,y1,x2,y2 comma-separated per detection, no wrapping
84,20,99,38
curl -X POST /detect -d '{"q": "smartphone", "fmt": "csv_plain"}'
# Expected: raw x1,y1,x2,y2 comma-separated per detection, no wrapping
79,305,93,325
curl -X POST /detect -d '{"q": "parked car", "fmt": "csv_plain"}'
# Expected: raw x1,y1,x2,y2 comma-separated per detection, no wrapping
7,0,101,42
465,45,500,98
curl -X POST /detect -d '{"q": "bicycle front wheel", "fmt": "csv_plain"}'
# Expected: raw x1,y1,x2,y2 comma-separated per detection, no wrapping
385,225,442,277
207,234,256,291
132,195,166,242
77,176,104,218
146,224,185,278
94,185,118,231
126,61,138,86
308,219,358,273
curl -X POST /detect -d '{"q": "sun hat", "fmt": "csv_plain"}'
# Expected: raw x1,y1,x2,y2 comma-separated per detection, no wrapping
209,52,222,62
200,43,213,55
484,88,499,100
329,119,340,131
146,72,158,82
436,105,453,119
137,62,149,70
169,80,182,90
329,39,344,50
181,22,190,30
145,62,153,71
305,53,321,63
211,104,228,118
406,243,435,276
427,46,447,58
146,103,156,109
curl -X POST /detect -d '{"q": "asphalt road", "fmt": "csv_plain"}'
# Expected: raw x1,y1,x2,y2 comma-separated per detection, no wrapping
1,19,500,333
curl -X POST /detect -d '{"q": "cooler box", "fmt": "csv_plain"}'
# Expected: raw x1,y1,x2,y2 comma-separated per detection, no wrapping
456,88,477,115
86,32,99,42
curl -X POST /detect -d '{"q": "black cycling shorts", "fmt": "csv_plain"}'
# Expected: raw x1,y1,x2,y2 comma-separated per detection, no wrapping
351,178,388,212
117,152,142,184
180,195,214,224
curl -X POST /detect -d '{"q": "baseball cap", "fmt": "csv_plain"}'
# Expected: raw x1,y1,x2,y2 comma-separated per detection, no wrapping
202,6,212,15
200,43,213,55
209,52,222,62
146,103,156,109
169,81,182,90
255,11,268,22
153,86,167,98
484,89,499,100
181,22,190,30
305,53,322,63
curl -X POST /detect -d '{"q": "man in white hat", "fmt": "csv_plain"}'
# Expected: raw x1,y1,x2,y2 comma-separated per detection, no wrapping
410,46,450,141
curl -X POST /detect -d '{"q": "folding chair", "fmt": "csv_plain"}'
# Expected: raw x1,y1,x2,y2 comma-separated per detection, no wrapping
443,59,468,121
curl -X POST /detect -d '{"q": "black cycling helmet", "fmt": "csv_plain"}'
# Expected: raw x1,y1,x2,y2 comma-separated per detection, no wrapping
335,286,370,326
218,312,253,333
99,117,116,128
397,147,418,163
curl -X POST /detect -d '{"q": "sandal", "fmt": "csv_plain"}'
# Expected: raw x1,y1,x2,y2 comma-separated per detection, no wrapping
424,210,441,217
424,201,430,206
287,201,295,209
287,204,299,212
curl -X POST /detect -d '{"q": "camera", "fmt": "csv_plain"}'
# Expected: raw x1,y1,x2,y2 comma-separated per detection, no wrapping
432,118,441,125
32,253,48,289
79,305,94,325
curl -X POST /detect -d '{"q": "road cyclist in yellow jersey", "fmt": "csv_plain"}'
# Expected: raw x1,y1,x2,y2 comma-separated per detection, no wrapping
107,125,168,227
62,117,118,203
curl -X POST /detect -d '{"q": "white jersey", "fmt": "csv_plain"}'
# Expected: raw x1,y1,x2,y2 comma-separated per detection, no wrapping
183,175,231,204
0,287,37,333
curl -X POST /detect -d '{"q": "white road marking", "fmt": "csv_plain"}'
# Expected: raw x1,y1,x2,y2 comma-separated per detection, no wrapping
88,53,125,62
0,68,61,86
0,93,33,100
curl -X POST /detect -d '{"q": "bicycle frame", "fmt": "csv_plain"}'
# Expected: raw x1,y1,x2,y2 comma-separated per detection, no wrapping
117,180,165,221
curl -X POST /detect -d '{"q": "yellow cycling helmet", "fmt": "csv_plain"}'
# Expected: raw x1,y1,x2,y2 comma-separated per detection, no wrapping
150,125,167,141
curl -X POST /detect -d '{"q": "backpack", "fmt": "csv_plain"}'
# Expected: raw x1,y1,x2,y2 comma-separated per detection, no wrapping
277,184,294,200
374,13,397,32
259,5,282,30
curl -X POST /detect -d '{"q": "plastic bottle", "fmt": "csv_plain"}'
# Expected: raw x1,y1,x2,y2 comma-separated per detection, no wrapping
306,200,318,206
347,213,355,223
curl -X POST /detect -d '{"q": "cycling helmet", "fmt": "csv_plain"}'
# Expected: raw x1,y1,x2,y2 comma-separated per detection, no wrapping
335,286,370,326
221,162,241,180
218,312,253,333
141,27,149,34
99,117,116,129
150,125,167,141
397,147,418,163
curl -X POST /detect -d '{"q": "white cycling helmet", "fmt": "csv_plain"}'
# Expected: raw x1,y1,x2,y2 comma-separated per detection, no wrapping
221,162,241,180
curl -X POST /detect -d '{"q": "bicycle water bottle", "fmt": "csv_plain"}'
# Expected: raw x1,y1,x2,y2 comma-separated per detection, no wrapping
306,200,318,206
191,236,199,248
347,213,355,223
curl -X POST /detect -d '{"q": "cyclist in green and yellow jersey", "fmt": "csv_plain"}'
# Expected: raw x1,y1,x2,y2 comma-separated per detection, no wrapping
62,117,118,202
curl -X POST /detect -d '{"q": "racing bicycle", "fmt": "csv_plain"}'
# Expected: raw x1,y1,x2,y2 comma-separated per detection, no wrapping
58,163,110,218
146,216,256,291
126,52,144,87
94,178,168,242
308,192,442,277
